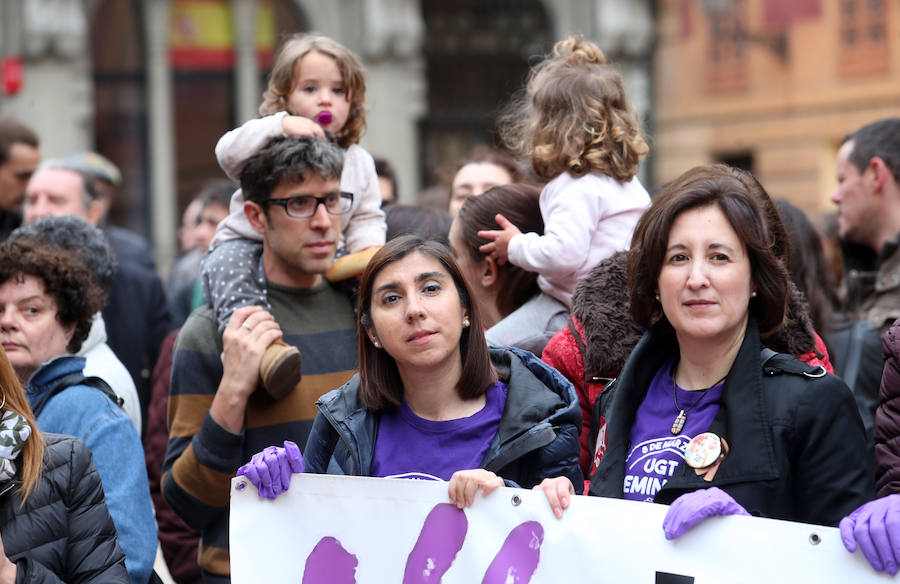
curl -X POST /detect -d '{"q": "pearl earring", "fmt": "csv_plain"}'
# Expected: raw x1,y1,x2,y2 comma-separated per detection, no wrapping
372,339,381,348
462,317,470,328
655,294,660,301
751,291,757,298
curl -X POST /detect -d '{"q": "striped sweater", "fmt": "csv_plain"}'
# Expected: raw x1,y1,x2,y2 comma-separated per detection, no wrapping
162,280,357,583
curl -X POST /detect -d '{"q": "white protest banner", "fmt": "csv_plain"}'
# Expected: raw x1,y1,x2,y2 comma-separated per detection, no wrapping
230,474,889,582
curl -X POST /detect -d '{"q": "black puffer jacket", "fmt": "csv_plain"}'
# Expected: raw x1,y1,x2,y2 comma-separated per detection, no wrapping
0,433,128,583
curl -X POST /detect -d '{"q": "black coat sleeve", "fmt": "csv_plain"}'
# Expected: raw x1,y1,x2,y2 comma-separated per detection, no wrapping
792,375,874,525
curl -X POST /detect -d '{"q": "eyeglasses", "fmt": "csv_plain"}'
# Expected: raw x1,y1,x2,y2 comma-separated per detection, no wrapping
264,191,354,218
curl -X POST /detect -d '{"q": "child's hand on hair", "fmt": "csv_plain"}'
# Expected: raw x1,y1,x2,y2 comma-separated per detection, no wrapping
477,214,520,266
282,115,327,140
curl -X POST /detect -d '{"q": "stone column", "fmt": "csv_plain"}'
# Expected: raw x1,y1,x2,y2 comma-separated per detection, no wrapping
356,0,425,203
143,0,178,275
231,0,260,124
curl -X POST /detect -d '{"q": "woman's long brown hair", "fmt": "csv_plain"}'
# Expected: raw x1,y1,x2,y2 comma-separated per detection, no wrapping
0,347,44,504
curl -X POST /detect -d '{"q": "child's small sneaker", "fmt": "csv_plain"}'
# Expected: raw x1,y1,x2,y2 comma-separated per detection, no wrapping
259,339,302,400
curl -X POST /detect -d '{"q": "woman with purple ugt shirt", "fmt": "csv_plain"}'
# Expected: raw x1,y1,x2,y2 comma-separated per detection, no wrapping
239,234,581,506
535,165,900,576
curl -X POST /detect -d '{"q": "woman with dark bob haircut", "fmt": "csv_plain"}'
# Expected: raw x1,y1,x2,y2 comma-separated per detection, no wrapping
236,234,582,508
627,169,789,337
537,165,876,540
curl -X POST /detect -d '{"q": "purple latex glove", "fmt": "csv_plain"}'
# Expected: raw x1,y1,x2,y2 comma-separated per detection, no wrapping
662,487,750,540
840,494,900,575
237,440,305,500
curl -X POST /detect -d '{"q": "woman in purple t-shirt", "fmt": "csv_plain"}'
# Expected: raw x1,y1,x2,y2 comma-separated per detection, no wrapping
239,235,582,509
536,165,898,576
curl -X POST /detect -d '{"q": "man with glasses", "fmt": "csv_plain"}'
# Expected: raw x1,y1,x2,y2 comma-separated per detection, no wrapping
163,136,358,584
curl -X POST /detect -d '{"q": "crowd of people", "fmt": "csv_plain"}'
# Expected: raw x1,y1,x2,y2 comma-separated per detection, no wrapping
0,30,899,583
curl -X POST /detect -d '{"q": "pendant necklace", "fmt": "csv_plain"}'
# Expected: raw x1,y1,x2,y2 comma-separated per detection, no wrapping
670,370,727,435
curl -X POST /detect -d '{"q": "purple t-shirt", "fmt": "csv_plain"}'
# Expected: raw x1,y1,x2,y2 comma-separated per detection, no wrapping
623,357,723,502
370,381,508,481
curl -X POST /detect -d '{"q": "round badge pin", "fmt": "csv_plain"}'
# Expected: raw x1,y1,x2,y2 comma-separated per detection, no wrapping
684,432,722,469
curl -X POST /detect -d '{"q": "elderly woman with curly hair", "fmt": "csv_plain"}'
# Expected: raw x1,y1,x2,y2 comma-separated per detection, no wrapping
0,236,157,584
10,216,143,431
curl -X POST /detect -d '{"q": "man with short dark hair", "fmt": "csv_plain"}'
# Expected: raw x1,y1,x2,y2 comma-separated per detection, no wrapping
831,117,900,335
162,136,358,584
0,117,40,239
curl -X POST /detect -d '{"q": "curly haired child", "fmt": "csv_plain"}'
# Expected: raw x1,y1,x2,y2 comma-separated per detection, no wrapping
202,34,386,399
479,35,650,309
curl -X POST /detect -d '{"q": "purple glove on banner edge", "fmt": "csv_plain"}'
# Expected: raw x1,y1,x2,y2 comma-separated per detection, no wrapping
662,486,750,540
237,440,305,500
840,494,900,575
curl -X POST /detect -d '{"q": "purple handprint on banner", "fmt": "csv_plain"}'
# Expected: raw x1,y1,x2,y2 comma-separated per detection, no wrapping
403,503,469,583
481,521,544,584
302,536,358,584
299,505,544,582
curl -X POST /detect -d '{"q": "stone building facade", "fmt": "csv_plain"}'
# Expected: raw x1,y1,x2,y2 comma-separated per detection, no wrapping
654,0,900,211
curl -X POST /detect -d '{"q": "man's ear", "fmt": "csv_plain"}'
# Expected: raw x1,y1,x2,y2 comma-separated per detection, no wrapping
869,156,891,195
482,255,499,288
244,201,268,236
86,200,105,226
